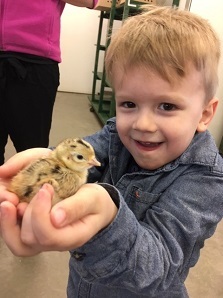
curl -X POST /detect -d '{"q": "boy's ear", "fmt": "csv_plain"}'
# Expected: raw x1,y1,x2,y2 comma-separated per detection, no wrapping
197,98,219,132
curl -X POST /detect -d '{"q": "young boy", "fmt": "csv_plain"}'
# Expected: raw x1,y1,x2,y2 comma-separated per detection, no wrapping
0,5,223,298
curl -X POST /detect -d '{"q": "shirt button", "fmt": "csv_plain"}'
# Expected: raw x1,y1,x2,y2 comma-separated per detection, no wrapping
71,251,86,261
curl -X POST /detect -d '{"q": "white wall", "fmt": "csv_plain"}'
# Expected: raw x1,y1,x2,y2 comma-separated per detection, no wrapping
58,5,100,94
190,0,223,145
58,2,172,95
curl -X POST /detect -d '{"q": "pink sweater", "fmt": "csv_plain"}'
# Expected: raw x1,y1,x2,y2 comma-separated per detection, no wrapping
0,0,66,62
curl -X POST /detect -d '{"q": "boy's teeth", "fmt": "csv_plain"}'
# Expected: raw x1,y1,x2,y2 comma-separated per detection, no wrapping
140,142,149,146
138,141,160,147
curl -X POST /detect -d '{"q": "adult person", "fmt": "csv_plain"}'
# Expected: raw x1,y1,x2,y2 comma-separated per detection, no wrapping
0,0,96,165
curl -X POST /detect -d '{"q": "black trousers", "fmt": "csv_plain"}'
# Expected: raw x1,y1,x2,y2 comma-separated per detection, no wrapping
0,58,60,165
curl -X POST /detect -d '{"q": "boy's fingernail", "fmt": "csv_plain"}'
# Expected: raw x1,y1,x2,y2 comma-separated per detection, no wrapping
41,184,49,190
53,208,66,225
0,203,7,217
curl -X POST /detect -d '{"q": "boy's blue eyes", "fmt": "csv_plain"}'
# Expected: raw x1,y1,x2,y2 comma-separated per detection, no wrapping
120,101,176,111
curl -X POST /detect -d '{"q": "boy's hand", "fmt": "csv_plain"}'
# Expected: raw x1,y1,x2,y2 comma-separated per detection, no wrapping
0,148,52,205
0,148,52,243
0,183,118,256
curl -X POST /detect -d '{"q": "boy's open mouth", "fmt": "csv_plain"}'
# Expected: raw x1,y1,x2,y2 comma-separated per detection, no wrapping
135,140,162,149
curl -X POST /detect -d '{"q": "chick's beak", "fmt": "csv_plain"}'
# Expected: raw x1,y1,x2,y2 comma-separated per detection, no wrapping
88,157,101,167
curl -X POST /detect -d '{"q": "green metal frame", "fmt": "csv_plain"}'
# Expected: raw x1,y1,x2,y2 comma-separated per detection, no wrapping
88,1,119,125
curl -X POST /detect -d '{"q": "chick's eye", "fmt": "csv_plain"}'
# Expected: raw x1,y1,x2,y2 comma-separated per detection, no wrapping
77,154,84,160
122,101,136,108
159,103,176,111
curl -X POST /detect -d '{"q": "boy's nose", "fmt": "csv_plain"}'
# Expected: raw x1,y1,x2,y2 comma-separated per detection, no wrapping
133,113,158,132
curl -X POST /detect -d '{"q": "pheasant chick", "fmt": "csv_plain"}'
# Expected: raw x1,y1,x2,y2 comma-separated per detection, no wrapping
8,138,101,205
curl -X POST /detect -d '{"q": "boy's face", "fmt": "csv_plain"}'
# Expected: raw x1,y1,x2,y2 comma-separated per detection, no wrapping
113,66,217,170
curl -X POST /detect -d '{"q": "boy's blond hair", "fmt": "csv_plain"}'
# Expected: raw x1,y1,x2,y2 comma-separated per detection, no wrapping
105,5,221,100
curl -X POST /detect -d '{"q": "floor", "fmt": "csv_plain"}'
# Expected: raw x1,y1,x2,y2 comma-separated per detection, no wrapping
1,92,223,297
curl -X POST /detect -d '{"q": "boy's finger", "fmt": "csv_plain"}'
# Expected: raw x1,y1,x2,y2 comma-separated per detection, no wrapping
17,202,29,217
0,148,52,178
50,184,109,228
0,188,19,205
29,186,57,246
50,188,96,228
0,201,39,256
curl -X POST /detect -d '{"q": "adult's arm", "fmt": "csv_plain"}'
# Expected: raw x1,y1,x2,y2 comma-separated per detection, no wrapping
63,0,96,8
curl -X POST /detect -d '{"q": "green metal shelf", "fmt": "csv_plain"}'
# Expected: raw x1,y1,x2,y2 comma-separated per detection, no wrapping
88,95,115,125
96,72,111,87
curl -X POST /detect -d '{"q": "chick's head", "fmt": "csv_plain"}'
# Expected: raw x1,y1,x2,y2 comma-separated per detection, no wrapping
54,138,101,172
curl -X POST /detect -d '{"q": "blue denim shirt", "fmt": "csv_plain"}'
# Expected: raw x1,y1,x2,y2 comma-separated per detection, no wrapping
67,118,223,297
